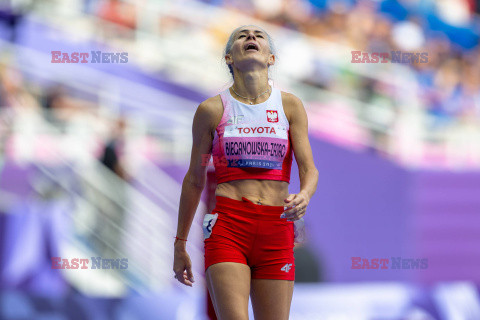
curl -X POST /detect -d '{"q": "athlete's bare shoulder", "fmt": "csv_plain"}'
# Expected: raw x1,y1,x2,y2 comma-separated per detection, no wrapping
198,94,222,113
280,91,304,123
195,94,224,135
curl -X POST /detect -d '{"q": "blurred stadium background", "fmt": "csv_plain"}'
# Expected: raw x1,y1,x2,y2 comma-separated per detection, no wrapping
0,0,480,319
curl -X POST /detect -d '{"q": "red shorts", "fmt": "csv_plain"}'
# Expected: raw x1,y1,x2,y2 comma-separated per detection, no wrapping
204,196,295,280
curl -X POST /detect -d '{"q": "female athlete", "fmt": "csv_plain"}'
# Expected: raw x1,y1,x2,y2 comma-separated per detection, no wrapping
173,25,319,320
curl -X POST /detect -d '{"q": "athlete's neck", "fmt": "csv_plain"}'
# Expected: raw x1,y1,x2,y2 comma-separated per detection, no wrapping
231,70,270,102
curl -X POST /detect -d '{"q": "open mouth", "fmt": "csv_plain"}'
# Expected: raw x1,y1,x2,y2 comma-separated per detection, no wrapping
244,43,259,51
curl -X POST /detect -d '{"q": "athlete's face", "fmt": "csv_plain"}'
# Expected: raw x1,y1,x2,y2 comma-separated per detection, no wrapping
226,27,275,71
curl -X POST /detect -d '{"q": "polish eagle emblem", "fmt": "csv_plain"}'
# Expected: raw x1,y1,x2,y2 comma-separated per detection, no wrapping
266,110,278,123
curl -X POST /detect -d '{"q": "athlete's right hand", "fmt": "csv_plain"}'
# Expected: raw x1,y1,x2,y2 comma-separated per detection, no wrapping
173,243,195,287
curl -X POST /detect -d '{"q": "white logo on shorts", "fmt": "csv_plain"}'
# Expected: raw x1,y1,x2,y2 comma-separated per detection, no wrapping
281,263,292,273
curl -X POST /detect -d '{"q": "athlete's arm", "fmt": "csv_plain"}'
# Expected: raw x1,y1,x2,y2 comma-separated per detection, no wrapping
173,97,219,286
281,92,319,221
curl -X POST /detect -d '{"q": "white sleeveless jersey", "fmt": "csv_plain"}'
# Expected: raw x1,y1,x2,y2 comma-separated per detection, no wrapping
211,87,293,184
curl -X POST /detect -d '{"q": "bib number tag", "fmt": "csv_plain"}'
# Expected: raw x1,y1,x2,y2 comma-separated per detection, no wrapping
203,213,219,239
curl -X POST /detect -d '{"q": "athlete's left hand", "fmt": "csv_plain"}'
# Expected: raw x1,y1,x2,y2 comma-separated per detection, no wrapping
281,191,310,221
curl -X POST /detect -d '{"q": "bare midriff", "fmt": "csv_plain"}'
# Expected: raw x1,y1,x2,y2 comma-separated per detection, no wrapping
215,179,289,206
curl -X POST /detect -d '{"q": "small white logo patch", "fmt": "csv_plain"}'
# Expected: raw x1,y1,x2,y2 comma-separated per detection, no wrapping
281,263,292,273
227,115,244,124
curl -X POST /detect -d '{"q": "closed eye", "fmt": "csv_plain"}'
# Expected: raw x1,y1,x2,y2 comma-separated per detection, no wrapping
238,34,264,39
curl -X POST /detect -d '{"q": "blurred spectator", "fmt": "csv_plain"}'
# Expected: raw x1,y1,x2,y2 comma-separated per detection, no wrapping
42,85,68,126
0,64,39,110
40,84,99,131
0,0,33,43
91,116,130,258
97,0,137,39
100,116,129,181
